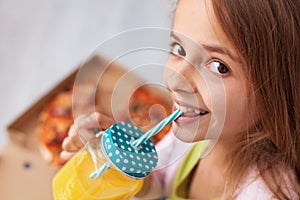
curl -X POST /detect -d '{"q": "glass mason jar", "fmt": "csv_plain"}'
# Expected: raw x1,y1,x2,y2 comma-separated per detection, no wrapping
52,122,158,200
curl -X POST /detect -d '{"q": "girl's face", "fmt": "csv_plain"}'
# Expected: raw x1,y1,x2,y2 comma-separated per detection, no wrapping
164,0,256,143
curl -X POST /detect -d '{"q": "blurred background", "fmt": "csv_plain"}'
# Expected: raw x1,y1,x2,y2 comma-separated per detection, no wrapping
0,0,176,148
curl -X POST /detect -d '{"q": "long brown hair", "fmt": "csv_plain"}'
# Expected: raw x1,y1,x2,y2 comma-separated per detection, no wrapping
211,0,300,199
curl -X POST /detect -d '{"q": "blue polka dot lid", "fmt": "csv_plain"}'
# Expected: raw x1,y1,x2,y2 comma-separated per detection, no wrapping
102,122,158,178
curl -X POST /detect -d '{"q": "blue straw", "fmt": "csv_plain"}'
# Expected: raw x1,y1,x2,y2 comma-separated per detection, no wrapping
132,109,182,148
90,162,111,179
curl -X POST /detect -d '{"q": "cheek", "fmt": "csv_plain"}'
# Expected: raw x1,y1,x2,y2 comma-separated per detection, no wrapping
196,77,213,108
222,90,251,137
206,81,253,140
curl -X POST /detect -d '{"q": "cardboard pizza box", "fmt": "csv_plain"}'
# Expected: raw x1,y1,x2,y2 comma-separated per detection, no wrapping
0,55,144,200
0,55,172,200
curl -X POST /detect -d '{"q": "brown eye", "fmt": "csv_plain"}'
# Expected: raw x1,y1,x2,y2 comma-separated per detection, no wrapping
171,43,186,57
209,61,230,75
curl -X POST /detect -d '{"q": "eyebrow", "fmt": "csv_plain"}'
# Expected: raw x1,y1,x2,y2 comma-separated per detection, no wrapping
170,31,242,63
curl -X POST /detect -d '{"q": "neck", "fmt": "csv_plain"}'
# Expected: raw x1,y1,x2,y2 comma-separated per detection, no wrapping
188,138,237,199
203,137,237,167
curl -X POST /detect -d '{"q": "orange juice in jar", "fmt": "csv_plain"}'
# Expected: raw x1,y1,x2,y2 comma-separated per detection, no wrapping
52,122,158,200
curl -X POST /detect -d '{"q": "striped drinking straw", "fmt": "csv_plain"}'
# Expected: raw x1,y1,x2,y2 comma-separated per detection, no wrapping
132,109,182,148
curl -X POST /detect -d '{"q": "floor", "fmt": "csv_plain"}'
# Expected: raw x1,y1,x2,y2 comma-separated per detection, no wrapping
0,0,176,147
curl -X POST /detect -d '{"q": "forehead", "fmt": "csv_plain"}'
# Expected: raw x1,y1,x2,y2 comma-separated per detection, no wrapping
173,0,230,50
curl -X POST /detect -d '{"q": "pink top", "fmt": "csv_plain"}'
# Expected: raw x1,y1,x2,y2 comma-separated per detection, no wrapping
133,131,298,199
234,167,298,199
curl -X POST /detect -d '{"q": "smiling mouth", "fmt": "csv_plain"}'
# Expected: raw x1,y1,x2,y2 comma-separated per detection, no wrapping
174,102,209,117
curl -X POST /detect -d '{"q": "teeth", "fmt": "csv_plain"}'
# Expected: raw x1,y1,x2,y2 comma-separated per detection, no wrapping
180,106,187,112
194,109,200,114
187,107,193,112
175,102,206,115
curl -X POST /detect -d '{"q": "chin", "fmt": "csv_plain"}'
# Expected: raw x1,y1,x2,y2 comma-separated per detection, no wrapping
171,123,207,143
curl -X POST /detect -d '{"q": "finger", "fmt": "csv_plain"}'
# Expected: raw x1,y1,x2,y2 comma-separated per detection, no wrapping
60,150,78,161
69,125,85,147
62,136,83,152
70,121,94,144
75,112,113,139
75,113,99,129
95,112,114,130
74,113,101,140
75,112,114,131
68,125,78,137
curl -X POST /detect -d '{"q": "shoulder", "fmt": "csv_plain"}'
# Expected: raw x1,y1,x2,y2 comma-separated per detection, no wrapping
235,166,299,200
234,170,273,199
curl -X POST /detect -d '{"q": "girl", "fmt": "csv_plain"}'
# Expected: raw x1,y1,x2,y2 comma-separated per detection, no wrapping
61,0,300,199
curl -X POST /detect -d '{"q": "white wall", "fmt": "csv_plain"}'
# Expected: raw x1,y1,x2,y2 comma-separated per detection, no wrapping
0,0,177,147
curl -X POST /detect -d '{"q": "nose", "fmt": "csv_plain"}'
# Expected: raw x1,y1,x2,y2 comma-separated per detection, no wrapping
163,59,198,94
